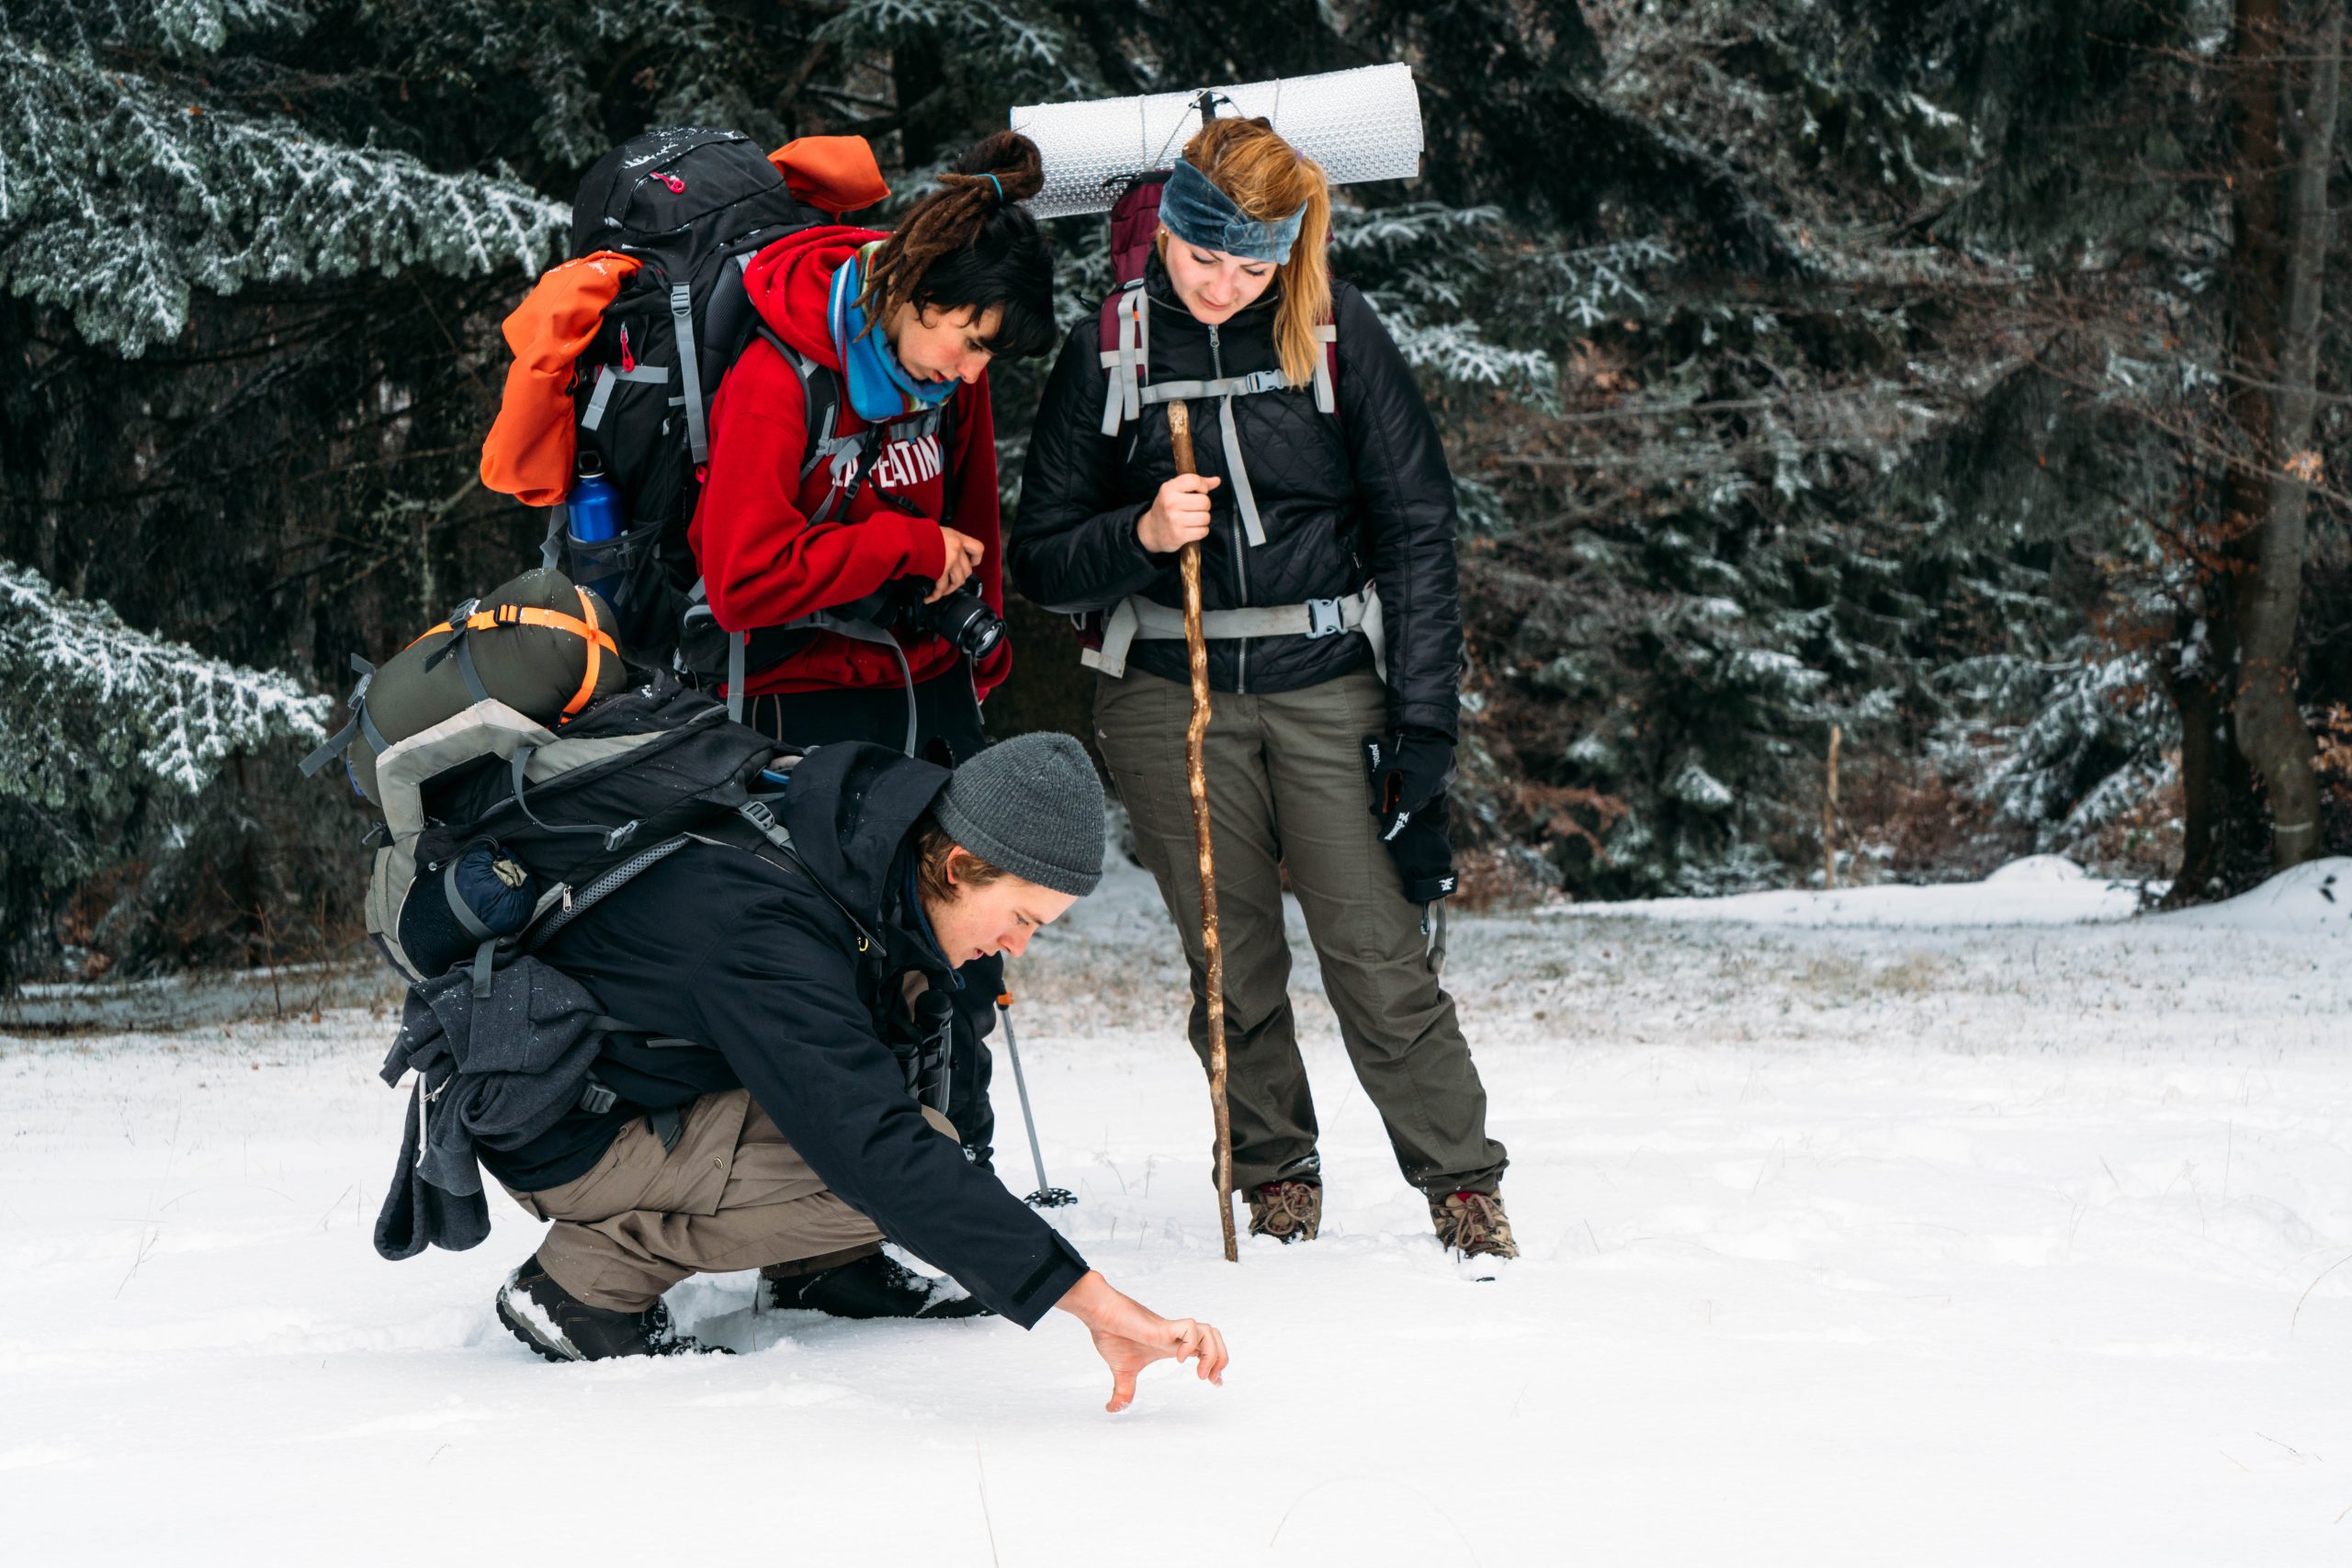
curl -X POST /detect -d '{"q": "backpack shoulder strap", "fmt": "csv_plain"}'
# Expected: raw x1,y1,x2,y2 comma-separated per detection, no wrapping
751,324,846,489
1097,280,1148,436
1311,314,1338,415
1093,280,1332,428
699,800,889,983
934,388,960,530
750,315,956,510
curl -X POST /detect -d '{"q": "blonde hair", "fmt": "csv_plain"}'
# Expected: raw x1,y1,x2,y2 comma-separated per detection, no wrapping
1168,118,1331,388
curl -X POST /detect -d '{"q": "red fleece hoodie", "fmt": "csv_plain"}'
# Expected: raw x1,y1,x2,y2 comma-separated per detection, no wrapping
689,225,1010,699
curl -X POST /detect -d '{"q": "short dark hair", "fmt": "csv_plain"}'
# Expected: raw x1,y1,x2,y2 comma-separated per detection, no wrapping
860,131,1057,362
912,812,1011,907
910,212,1057,360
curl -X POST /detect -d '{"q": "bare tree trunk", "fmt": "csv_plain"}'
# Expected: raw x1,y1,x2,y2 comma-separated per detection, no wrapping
2220,0,2333,869
2164,597,2268,905
1822,724,1839,890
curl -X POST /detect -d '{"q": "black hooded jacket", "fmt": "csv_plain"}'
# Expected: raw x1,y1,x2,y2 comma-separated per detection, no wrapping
483,740,1090,1328
1010,259,1464,738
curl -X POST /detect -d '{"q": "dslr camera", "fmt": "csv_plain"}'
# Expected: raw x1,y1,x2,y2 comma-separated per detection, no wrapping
837,578,1005,662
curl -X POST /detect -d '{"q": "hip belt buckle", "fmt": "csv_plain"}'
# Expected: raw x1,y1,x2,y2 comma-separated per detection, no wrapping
1304,597,1345,639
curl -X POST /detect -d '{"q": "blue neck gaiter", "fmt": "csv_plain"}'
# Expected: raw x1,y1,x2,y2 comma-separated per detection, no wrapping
830,242,958,423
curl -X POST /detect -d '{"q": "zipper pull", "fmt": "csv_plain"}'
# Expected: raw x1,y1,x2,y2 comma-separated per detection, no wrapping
660,171,685,194
619,325,635,373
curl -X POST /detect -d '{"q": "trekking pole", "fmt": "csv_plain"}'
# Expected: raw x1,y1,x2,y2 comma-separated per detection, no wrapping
1164,400,1239,1263
997,990,1073,1208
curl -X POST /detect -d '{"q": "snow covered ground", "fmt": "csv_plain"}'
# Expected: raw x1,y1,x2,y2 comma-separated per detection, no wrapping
4,857,2348,1566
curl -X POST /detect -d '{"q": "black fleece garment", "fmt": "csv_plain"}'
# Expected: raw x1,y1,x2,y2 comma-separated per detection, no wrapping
490,742,1090,1329
1011,259,1465,739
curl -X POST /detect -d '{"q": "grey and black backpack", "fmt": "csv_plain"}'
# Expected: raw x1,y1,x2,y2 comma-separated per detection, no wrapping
300,567,797,993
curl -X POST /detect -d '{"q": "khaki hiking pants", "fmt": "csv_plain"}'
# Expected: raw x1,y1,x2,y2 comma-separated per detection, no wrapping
503,1089,956,1312
1093,664,1508,1198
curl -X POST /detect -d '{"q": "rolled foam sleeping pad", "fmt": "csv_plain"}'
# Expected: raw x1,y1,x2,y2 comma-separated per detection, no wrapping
1011,63,1425,220
347,568,629,804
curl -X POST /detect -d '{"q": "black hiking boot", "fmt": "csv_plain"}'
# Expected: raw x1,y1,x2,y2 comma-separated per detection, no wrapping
763,1251,992,1320
496,1253,720,1361
1247,1179,1322,1243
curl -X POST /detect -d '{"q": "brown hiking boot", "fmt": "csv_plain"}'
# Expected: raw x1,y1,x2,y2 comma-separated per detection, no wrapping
1430,1190,1518,1261
1247,1179,1322,1243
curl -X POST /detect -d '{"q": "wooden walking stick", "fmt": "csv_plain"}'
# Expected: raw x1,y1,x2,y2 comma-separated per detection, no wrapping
1165,399,1239,1263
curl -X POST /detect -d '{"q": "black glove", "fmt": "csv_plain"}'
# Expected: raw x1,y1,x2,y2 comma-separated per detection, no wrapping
1363,730,1459,905
1363,729,1455,842
1385,792,1458,904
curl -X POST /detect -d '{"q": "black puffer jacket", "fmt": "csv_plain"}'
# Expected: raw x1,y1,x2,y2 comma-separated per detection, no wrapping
1011,260,1464,739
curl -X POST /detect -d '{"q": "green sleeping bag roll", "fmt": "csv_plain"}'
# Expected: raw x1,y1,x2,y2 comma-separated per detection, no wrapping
345,569,629,804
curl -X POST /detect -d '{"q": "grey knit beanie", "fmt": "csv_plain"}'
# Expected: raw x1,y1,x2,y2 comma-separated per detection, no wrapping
933,732,1106,897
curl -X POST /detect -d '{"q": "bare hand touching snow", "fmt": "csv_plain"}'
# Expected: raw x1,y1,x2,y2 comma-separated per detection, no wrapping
1056,1269,1228,1411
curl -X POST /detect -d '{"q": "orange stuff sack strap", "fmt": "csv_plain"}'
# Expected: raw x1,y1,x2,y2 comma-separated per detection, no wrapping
410,594,616,718
560,587,611,716
335,568,632,804
771,136,889,217
480,252,643,505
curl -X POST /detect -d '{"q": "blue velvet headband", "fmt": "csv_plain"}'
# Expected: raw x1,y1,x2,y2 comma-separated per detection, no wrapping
1159,157,1306,265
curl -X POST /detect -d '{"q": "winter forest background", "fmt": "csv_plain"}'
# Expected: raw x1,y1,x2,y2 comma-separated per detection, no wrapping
2,0,2347,991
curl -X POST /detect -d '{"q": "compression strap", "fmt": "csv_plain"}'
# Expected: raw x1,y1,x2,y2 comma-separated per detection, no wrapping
404,591,617,717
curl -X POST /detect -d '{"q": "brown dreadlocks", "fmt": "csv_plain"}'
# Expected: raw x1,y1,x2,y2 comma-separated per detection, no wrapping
855,131,1047,338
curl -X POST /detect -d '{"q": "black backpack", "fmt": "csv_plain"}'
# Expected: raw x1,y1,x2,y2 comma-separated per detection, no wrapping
482,127,967,725
534,128,817,664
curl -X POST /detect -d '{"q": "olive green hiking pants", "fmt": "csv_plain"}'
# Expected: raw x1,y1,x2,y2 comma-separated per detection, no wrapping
504,1089,956,1312
1093,665,1507,1199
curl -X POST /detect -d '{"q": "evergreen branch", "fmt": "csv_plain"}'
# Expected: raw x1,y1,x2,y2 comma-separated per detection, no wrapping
814,0,1090,97
0,557,328,805
0,36,564,355
0,0,312,56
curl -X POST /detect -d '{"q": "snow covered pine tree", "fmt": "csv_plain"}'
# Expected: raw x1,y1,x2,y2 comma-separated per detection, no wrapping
0,561,327,987
0,1,564,982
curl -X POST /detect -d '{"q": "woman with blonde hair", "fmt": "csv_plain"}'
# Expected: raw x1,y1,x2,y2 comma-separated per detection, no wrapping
1011,117,1514,1262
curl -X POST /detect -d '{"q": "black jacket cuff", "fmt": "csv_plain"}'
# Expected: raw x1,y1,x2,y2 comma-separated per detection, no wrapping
996,1235,1091,1329
1391,700,1460,741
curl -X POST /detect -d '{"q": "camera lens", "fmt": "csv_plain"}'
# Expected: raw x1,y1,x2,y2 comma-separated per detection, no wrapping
913,590,1005,661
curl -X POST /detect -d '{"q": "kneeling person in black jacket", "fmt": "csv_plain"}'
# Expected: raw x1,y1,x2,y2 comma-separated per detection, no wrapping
490,732,1226,1411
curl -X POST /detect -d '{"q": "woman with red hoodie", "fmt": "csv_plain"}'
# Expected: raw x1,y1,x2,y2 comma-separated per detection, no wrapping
689,130,1056,1185
689,130,1055,764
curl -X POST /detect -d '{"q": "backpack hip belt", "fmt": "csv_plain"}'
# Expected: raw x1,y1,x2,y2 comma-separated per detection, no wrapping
1096,282,1337,547
1081,584,1384,682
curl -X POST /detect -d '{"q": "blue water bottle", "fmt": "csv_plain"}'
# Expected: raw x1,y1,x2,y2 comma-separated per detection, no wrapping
567,450,626,629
